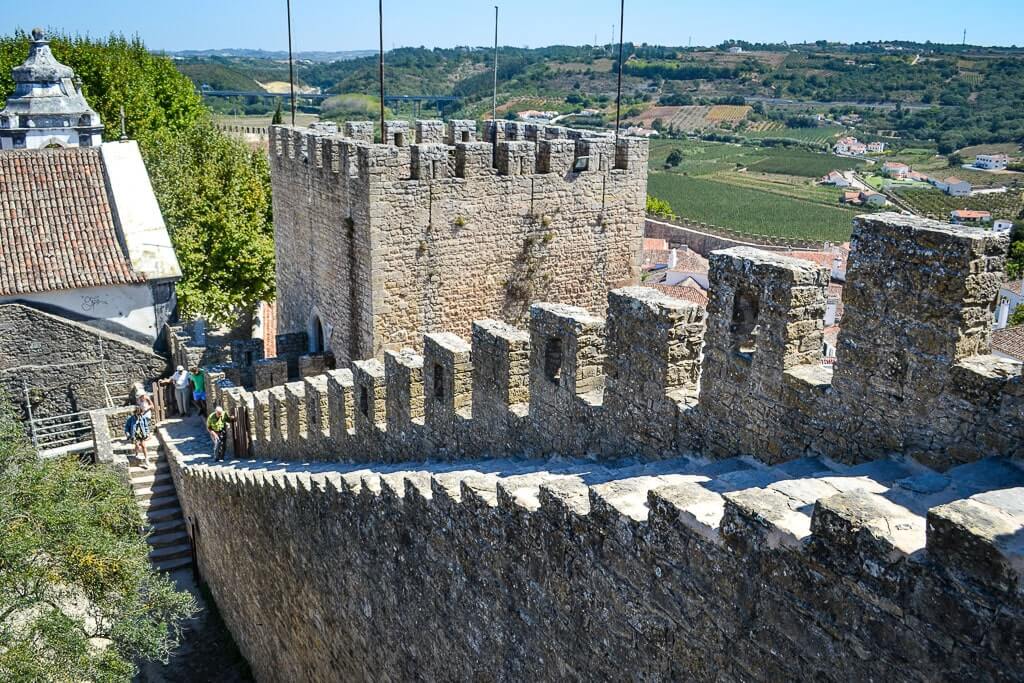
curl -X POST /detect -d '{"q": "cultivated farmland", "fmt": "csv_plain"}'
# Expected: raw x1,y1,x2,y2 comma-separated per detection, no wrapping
893,187,1024,222
648,172,861,242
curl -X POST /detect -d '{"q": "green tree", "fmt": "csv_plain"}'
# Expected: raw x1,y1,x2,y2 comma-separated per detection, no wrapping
646,194,673,215
271,99,284,125
1009,304,1024,327
143,121,276,325
665,148,684,168
0,395,195,681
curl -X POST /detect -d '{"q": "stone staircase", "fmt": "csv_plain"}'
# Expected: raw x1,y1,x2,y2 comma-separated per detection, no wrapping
129,445,192,573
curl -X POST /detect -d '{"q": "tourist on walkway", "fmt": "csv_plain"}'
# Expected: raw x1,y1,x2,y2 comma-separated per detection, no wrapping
137,390,154,419
163,366,191,417
190,367,207,417
206,406,235,462
125,406,151,468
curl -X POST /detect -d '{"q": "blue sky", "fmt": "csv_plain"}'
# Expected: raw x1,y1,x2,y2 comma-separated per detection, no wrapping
8,1,1023,51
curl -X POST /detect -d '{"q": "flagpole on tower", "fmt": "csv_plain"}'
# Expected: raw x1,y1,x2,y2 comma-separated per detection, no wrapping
379,0,386,139
614,0,626,143
286,0,296,126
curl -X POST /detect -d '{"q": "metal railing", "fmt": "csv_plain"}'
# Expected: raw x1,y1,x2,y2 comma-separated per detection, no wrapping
29,410,94,453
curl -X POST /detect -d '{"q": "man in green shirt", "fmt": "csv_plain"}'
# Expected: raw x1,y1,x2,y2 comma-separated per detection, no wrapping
206,406,234,461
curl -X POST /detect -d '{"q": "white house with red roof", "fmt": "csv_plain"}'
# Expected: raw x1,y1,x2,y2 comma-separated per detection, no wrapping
881,161,910,178
0,30,180,346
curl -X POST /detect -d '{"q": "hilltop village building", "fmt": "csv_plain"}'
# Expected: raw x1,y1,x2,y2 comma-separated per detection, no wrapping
0,30,175,418
268,119,649,367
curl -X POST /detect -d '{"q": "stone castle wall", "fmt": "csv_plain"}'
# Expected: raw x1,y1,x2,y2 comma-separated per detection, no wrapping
0,303,167,417
269,119,649,363
165,445,1024,682
208,214,1022,470
169,212,1024,681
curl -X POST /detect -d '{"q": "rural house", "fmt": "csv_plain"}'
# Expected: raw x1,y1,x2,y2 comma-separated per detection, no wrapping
950,209,992,224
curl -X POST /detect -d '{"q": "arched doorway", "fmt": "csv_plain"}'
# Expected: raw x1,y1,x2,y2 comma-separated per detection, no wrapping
310,314,325,354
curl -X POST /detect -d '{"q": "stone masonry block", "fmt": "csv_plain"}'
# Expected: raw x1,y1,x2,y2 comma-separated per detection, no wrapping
423,332,472,437
496,141,536,176
343,121,374,143
299,354,327,378
254,358,289,390
529,303,606,400
538,139,576,175
326,369,355,441
455,142,493,178
383,120,411,147
385,349,425,436
472,320,531,427
446,119,477,145
284,381,308,441
415,119,445,144
605,287,706,401
304,375,330,441
352,359,386,435
411,144,452,181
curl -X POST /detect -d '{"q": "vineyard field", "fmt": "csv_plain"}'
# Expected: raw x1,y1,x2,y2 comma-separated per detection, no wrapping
893,187,1024,222
648,172,860,242
740,125,846,145
746,149,865,177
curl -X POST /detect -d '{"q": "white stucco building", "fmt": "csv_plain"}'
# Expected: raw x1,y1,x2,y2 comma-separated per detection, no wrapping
0,29,181,347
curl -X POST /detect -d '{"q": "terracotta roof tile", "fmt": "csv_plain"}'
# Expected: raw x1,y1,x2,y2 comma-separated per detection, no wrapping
0,147,143,296
644,283,709,308
992,325,1024,362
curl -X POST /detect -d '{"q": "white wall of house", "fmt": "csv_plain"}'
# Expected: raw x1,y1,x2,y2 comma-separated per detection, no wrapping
0,283,157,340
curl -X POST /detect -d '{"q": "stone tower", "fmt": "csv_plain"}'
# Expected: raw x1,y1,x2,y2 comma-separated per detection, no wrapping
269,119,649,365
0,28,104,150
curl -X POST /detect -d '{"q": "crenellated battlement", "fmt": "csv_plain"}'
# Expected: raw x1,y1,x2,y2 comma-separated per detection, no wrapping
208,213,1022,473
268,119,648,184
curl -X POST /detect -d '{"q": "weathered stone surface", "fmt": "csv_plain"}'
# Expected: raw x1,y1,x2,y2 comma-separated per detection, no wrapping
269,121,648,363
160,415,1024,683
0,303,167,417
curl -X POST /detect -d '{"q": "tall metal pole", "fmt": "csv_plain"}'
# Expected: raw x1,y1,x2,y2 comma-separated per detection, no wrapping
614,0,625,143
286,0,296,125
492,6,499,122
379,0,386,140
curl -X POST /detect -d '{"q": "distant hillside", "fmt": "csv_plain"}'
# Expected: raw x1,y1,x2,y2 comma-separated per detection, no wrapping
177,62,264,91
169,48,376,62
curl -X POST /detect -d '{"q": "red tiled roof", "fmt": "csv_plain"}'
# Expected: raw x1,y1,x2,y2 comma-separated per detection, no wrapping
992,325,1024,362
0,147,143,296
668,250,710,274
645,283,709,308
952,209,991,219
1000,280,1024,294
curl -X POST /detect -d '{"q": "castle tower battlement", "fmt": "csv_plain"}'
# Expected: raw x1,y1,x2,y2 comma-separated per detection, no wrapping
268,120,649,364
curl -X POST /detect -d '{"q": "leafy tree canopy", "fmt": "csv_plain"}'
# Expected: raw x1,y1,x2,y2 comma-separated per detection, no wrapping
0,32,275,327
0,395,195,681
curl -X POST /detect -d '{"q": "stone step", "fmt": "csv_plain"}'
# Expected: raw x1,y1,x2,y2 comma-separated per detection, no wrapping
147,517,187,536
139,493,180,513
133,483,178,503
131,470,173,489
153,555,193,574
148,529,190,549
149,542,191,564
143,504,183,524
